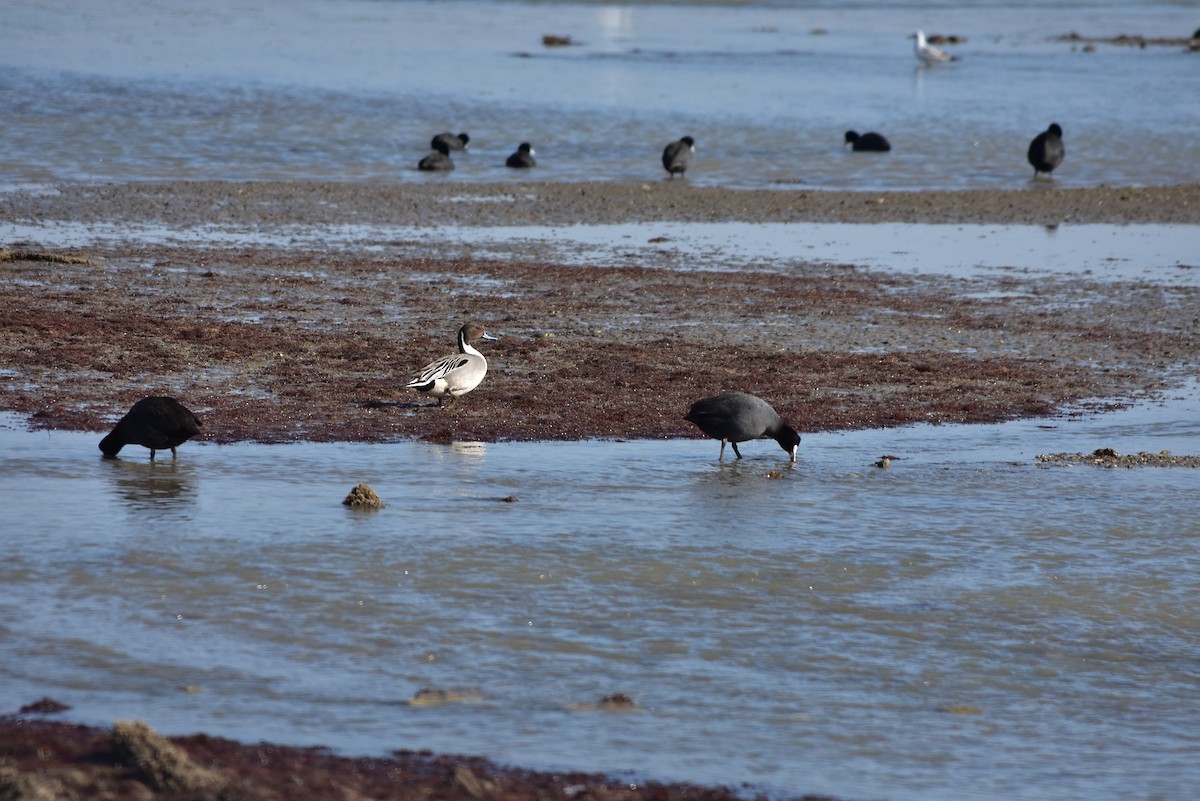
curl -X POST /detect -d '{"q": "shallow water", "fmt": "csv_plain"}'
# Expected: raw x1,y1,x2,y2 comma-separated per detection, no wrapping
5,215,1200,288
2,391,1199,801
2,0,1199,189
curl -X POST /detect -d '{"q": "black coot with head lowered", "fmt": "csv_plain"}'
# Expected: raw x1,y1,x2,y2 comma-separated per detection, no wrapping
99,396,202,460
1027,123,1064,177
685,391,801,462
662,135,695,177
844,130,891,152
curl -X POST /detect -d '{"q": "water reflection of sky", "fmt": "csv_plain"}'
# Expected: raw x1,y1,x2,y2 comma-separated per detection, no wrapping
5,217,1198,286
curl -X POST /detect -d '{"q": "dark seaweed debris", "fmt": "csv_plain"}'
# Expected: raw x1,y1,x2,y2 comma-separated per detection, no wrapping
0,715,847,801
1036,448,1200,468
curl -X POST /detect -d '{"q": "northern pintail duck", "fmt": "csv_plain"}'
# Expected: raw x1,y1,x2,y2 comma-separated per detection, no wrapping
406,323,497,407
685,392,801,462
418,138,455,171
1027,123,1065,177
662,135,695,177
844,130,892,152
506,142,536,168
911,30,955,65
99,396,202,460
431,132,470,151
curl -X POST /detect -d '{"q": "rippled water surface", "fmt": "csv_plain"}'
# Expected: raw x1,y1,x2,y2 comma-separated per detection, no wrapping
2,0,1199,189
2,393,1199,801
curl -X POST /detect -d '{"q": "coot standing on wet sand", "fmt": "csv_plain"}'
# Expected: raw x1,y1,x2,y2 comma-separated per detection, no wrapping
418,138,455,171
99,396,202,460
685,392,801,462
662,135,695,177
506,142,536,168
430,132,470,152
1027,123,1065,178
844,130,892,152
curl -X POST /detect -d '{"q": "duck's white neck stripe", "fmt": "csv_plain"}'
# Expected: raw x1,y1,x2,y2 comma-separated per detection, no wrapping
458,329,482,357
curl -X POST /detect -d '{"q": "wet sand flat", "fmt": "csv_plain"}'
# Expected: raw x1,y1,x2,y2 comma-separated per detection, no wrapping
2,181,1198,445
6,180,1200,227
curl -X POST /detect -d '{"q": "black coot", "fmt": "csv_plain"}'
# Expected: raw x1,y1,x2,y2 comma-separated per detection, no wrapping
1027,123,1065,177
431,132,470,151
419,138,455,171
662,136,695,177
685,392,801,462
506,142,536,168
99,396,202,460
844,130,892,152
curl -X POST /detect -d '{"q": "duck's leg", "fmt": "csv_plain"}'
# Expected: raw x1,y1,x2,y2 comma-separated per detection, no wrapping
170,446,178,458
444,394,458,409
718,440,727,460
149,449,157,461
731,442,743,459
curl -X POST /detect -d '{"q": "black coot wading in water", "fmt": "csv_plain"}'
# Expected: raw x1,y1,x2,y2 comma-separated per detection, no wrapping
662,135,695,177
430,132,470,151
844,130,891,152
685,392,801,462
1027,123,1064,177
419,138,455,171
99,396,202,460
506,142,536,168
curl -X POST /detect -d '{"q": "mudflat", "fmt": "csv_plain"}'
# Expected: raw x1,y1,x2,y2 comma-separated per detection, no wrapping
2,181,1197,445
5,180,1200,227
